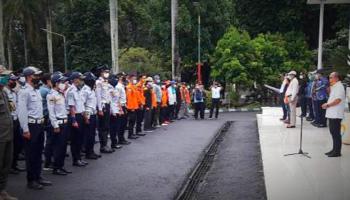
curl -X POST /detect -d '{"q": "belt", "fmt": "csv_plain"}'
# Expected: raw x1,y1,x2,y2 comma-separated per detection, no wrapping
57,118,68,125
28,118,45,124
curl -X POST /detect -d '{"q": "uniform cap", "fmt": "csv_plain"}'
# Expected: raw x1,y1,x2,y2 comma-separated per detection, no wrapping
288,71,297,76
69,72,85,81
83,72,97,81
23,66,42,77
51,73,67,84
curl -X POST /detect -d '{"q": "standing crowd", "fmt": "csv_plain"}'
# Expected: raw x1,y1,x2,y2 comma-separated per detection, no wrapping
0,65,223,199
280,70,348,158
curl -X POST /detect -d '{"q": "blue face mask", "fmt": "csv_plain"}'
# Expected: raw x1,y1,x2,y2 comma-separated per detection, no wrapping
0,75,9,86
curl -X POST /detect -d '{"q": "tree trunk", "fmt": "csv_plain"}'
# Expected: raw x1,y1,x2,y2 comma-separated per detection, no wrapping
171,0,178,80
46,0,54,73
23,28,29,66
7,21,13,70
0,0,6,65
109,0,119,73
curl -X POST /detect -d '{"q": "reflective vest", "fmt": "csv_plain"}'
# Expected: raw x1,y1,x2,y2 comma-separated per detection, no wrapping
126,83,139,110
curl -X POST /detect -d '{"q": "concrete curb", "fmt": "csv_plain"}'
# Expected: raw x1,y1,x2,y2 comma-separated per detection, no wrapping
188,108,262,114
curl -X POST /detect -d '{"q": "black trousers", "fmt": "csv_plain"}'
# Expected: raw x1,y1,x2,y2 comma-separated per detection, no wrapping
194,102,205,119
209,98,220,118
128,110,137,136
118,107,128,143
12,119,24,168
329,118,342,154
44,116,53,166
110,115,121,146
168,105,175,120
98,104,111,148
160,107,168,124
144,109,153,130
25,123,44,182
84,114,97,155
315,99,327,125
299,96,307,117
70,114,84,162
306,98,314,119
52,123,69,169
175,102,181,119
136,108,144,133
280,94,288,120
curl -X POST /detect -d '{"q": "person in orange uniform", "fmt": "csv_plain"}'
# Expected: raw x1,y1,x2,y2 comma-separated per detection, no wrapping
135,75,146,136
160,82,169,125
126,75,140,139
179,82,191,119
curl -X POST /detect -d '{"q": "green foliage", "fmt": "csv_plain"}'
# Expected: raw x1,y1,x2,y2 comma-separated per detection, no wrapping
211,27,312,87
119,47,170,78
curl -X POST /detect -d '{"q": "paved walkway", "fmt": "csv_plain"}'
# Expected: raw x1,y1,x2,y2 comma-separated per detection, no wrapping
195,118,267,200
8,113,253,200
258,107,350,200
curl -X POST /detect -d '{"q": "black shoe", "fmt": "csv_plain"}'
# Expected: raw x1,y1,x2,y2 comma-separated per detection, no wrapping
328,152,341,157
52,169,67,176
128,135,139,139
43,164,53,171
111,145,123,149
317,124,327,128
86,153,99,160
12,166,25,172
38,178,52,186
100,147,114,153
10,168,20,175
80,160,89,165
306,117,314,121
27,181,44,190
325,150,334,155
311,122,319,127
119,141,131,145
61,168,72,174
136,133,147,136
73,160,86,167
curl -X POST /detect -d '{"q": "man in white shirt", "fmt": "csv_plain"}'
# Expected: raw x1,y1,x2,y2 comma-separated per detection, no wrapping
209,81,222,119
285,71,299,128
322,72,346,157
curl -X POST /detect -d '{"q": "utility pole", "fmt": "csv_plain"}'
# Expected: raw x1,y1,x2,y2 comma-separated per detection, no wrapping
110,0,119,74
317,0,325,70
41,29,68,72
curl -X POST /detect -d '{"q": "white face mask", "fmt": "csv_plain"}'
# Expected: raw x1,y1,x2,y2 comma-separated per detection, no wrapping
58,83,66,91
103,73,110,79
132,80,137,84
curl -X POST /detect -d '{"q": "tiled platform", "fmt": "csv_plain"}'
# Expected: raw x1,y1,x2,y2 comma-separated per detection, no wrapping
257,107,350,200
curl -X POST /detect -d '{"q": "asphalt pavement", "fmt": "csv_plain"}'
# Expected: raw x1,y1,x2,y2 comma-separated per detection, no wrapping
7,112,257,200
193,118,267,200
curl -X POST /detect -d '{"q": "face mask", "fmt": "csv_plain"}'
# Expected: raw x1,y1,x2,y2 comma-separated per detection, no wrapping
0,75,9,86
8,81,16,89
103,73,110,79
58,83,66,91
132,80,137,85
32,78,40,85
299,75,304,79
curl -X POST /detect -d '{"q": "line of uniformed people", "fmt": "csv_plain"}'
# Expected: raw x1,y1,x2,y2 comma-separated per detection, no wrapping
4,65,192,190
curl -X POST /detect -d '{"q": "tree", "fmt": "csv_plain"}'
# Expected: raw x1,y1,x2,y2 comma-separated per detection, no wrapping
0,0,5,65
119,47,169,78
211,27,312,88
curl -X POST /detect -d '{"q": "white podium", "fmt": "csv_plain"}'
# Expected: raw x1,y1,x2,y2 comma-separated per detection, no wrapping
343,112,350,145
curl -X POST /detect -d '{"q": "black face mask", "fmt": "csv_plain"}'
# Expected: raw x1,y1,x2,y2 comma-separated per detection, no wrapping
32,78,41,89
8,82,17,89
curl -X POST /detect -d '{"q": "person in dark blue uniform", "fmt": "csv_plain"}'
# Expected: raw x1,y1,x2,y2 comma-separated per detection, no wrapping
18,66,52,190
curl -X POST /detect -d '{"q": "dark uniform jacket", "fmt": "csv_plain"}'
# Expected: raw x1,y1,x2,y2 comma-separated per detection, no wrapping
0,89,13,142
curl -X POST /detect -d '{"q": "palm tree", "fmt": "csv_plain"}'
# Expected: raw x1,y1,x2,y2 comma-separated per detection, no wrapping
0,0,6,65
4,0,43,66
